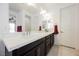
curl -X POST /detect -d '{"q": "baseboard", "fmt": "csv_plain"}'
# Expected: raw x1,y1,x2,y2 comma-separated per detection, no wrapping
54,44,75,49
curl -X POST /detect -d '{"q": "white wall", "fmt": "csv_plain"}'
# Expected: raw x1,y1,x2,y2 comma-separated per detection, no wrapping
9,9,24,32
50,9,61,45
31,9,61,45
20,10,31,32
9,10,17,32
27,4,76,45
31,12,42,31
0,3,9,56
9,9,29,32
9,3,66,46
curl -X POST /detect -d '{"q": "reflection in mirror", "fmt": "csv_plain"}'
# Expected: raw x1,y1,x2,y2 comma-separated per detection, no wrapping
9,16,16,33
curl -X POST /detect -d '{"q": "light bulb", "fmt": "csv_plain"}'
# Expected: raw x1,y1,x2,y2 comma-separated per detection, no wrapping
26,3,36,6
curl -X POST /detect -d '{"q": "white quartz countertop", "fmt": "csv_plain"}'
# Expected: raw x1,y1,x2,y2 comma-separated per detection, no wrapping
3,31,53,52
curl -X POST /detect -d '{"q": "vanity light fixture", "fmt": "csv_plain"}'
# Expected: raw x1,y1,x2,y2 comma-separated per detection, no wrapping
40,8,46,15
26,3,36,7
40,8,52,20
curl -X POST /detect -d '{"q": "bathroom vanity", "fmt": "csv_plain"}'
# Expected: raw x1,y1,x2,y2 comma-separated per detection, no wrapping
4,32,54,56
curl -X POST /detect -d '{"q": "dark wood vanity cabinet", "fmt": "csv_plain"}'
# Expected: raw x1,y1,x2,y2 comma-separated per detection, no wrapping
45,34,54,55
36,41,45,56
50,34,54,48
45,36,51,55
23,41,45,56
24,48,36,56
5,33,54,56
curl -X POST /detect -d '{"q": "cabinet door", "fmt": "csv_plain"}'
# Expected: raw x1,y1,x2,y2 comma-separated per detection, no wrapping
36,42,45,56
50,34,54,47
45,36,51,55
24,48,36,56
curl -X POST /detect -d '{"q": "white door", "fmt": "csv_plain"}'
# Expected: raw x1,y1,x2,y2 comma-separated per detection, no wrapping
75,4,79,49
60,4,79,48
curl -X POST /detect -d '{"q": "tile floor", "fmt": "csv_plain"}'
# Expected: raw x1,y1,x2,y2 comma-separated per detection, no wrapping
47,45,79,56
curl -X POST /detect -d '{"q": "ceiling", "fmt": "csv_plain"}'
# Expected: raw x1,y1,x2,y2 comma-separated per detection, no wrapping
36,3,75,10
9,3,76,14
